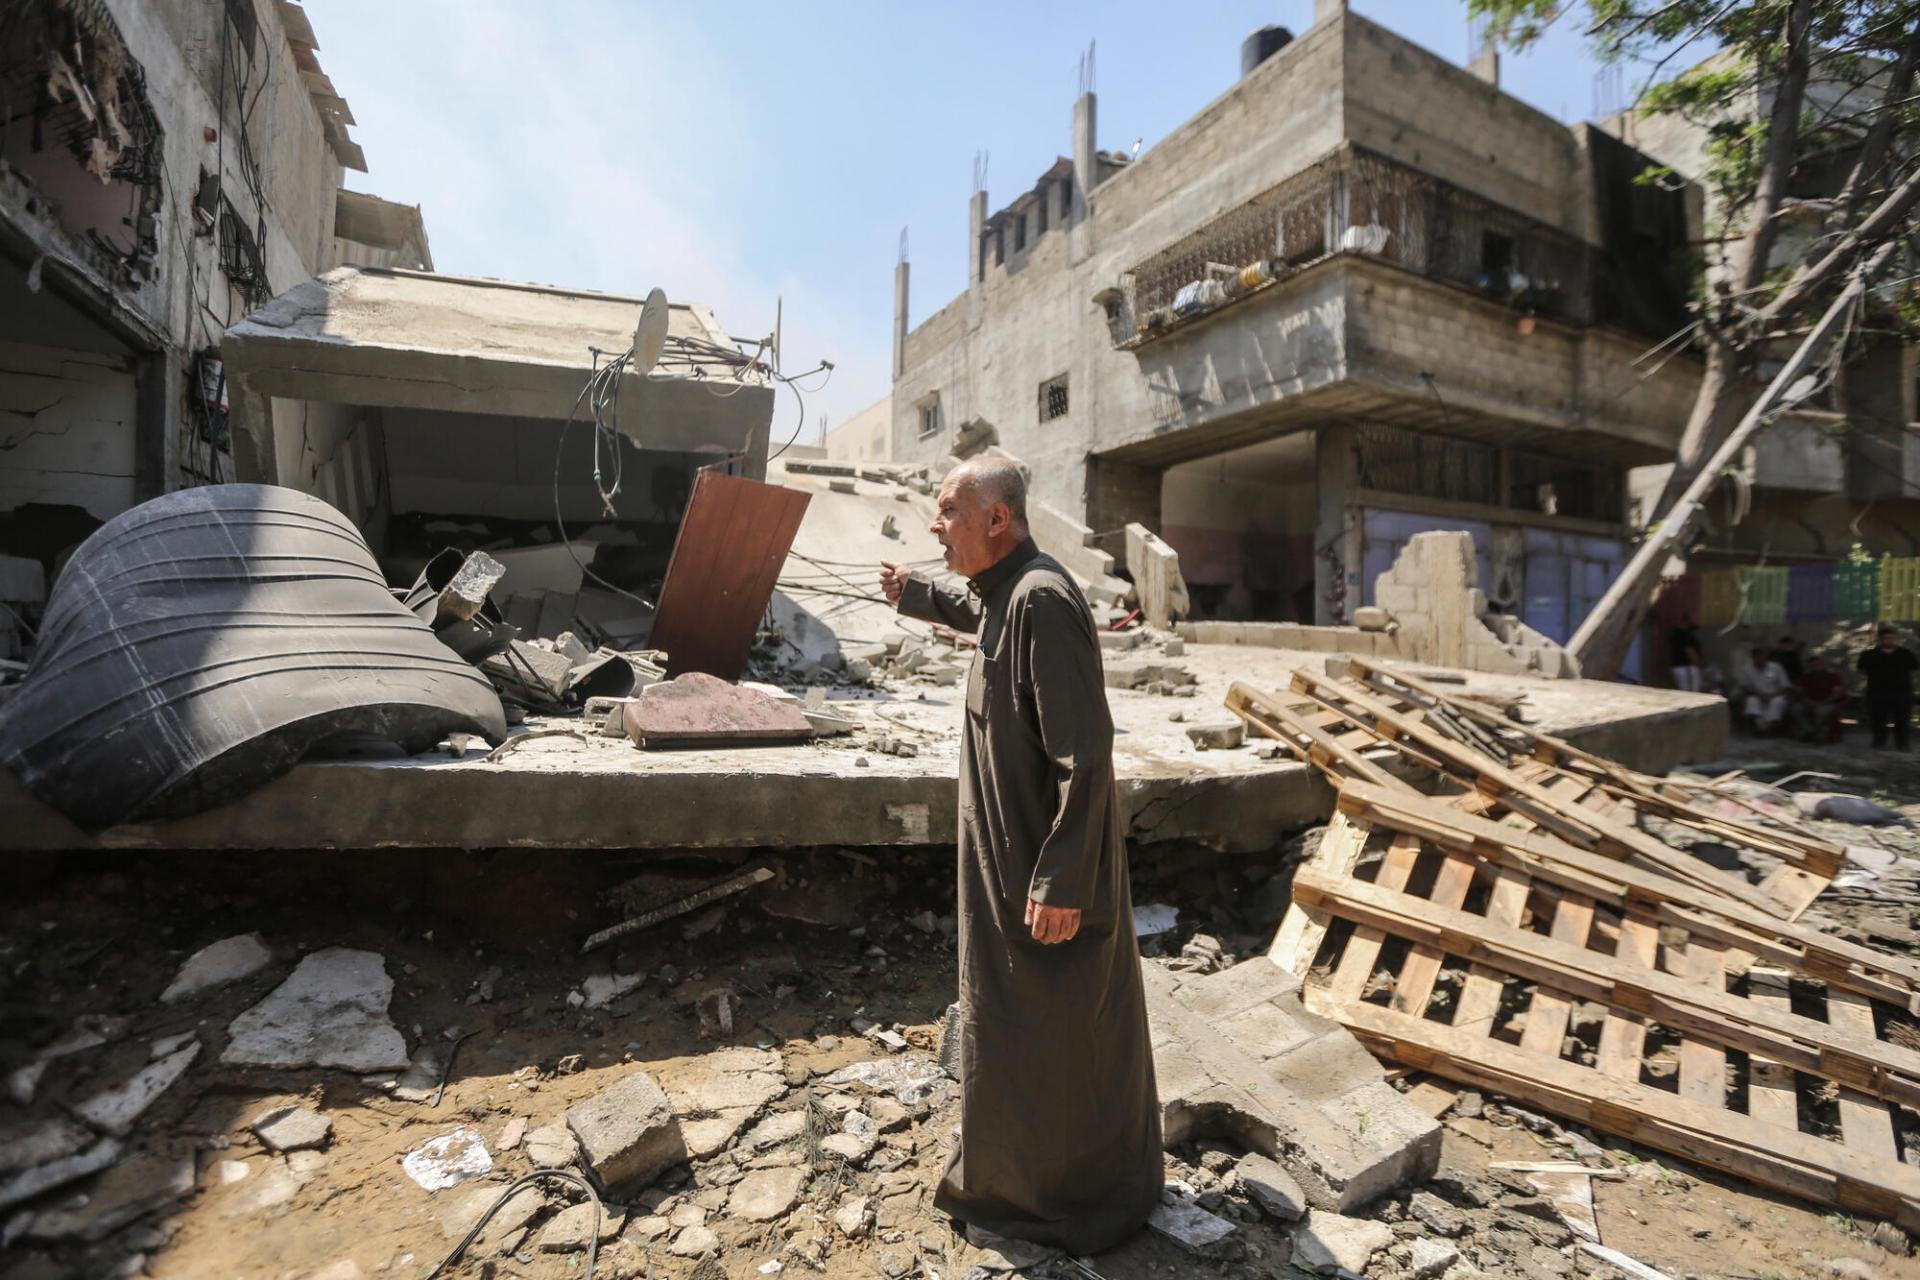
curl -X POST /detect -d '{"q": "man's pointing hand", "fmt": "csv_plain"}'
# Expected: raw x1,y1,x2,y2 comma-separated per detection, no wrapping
1025,898,1082,945
879,561,907,605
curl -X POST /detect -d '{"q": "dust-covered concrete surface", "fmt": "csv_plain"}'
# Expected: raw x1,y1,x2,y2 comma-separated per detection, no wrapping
0,644,1725,855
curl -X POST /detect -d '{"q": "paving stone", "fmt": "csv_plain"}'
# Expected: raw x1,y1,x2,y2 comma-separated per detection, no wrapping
566,1069,688,1192
820,1131,874,1164
70,1042,200,1135
1236,1152,1306,1222
1292,1210,1395,1274
681,1107,754,1159
537,1201,626,1251
251,1105,332,1153
524,1122,578,1168
668,1224,719,1256
740,1110,806,1152
162,933,272,1003
728,1166,806,1221
222,949,409,1071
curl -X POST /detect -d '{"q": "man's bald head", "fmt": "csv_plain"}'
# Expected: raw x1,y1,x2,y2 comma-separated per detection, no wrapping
948,457,1029,531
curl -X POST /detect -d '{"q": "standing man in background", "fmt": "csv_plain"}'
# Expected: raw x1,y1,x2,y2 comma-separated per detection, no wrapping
1859,626,1917,750
879,458,1162,1257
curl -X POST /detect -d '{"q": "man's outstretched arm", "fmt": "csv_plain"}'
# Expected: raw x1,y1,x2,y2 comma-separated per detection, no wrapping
881,561,981,634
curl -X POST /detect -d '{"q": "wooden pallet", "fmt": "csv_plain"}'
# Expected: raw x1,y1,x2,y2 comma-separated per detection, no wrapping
1227,663,1843,919
1337,658,1846,915
1273,801,1920,1231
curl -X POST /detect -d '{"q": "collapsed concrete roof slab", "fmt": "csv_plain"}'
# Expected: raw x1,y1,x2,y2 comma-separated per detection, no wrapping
219,267,776,485
0,646,1727,853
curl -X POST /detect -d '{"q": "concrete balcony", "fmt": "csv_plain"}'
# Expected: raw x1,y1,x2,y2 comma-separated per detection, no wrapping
1099,255,1698,470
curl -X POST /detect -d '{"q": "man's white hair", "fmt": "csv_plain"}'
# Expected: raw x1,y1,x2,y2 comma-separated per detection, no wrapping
948,457,1028,527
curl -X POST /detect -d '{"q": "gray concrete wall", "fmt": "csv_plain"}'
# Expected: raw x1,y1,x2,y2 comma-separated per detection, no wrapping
0,0,352,545
0,341,139,521
823,395,893,463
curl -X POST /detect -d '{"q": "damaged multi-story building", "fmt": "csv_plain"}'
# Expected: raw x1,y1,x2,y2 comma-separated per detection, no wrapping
0,0,413,654
0,0,779,660
878,1,1701,669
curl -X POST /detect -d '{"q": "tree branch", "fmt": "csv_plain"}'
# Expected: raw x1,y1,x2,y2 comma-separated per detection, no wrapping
1757,158,1920,326
1734,0,1816,294
1835,21,1920,221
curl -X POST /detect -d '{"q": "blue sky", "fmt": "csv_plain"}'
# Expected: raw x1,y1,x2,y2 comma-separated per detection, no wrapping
316,2,1652,444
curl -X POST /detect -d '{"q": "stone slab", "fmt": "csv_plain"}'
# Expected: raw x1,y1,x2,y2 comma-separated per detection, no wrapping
1145,961,1439,1213
222,949,409,1072
161,934,272,1002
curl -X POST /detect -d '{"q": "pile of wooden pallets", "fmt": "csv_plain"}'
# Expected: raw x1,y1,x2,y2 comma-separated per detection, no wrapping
1229,656,1920,1230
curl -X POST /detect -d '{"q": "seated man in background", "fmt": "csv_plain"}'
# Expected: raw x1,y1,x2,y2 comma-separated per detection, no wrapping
1789,655,1846,742
1739,647,1791,734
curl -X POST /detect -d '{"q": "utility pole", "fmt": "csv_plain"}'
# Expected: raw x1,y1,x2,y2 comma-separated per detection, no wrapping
1569,239,1900,673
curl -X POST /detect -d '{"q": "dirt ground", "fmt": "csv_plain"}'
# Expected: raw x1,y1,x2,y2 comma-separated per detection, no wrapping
1,727,1917,1280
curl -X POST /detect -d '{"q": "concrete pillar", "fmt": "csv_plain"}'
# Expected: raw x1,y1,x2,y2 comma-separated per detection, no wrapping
1843,333,1914,501
1071,92,1096,265
892,257,909,382
967,190,988,287
1313,424,1358,626
1314,0,1348,23
1084,455,1160,542
225,368,278,485
133,351,177,501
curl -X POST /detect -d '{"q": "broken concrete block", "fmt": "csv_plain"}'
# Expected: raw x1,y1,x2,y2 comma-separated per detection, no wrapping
1292,1210,1394,1274
665,1048,787,1115
70,1042,200,1135
566,1069,687,1193
402,1127,493,1192
804,707,857,737
162,933,272,1003
1407,1190,1466,1237
1401,1236,1461,1278
727,1165,806,1221
439,1180,547,1251
524,1121,578,1168
580,971,646,1009
537,1201,625,1251
222,948,409,1072
739,1110,806,1153
1098,629,1143,651
668,1224,719,1256
820,1131,875,1164
438,550,507,623
1236,1152,1306,1222
1163,637,1185,657
1147,1187,1236,1254
1351,606,1392,633
834,1195,872,1238
1185,722,1245,751
251,1105,332,1153
13,1150,194,1245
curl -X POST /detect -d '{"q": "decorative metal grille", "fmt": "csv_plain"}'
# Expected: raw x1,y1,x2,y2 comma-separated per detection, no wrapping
1038,374,1069,422
1357,424,1498,506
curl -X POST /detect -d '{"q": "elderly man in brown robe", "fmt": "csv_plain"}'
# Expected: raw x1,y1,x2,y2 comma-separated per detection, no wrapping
879,457,1162,1256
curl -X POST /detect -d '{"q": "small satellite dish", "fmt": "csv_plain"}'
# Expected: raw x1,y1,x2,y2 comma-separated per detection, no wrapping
633,288,670,376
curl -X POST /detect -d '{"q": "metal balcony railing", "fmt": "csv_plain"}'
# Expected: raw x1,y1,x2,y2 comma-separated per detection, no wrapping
1108,146,1591,347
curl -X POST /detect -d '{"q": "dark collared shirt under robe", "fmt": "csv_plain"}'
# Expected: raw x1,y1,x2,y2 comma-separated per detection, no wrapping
897,538,1161,1254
